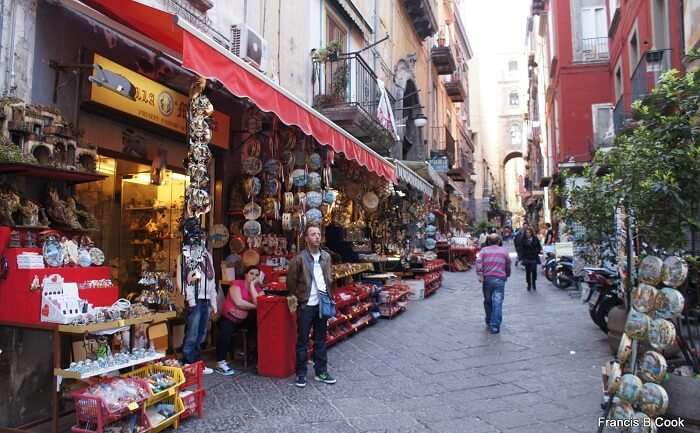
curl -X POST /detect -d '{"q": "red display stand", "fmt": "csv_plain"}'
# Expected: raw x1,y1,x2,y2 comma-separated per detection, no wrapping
0,248,119,325
256,295,296,378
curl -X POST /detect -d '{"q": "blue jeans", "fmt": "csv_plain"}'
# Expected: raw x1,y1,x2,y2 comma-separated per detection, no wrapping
483,277,506,330
183,299,211,364
296,304,328,377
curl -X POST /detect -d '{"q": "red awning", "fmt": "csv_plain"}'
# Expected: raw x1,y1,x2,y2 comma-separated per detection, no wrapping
79,0,396,183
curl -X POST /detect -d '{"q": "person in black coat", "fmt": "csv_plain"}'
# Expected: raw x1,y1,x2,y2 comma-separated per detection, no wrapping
520,227,542,291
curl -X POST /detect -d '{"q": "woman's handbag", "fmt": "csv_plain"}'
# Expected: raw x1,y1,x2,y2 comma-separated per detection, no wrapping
318,291,336,319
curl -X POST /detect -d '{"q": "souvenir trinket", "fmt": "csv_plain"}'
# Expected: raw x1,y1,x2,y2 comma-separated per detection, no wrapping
624,309,650,340
42,233,64,267
610,401,635,421
662,256,688,288
209,224,229,249
241,249,260,267
243,220,262,237
638,351,667,383
361,191,379,212
263,159,282,177
242,157,263,175
629,412,656,433
424,238,437,250
291,169,307,187
24,231,37,248
64,239,79,265
647,318,676,351
229,234,246,254
616,374,643,404
617,333,633,365
639,383,669,417
307,172,322,190
305,208,323,224
306,191,323,208
307,153,322,170
9,230,21,248
78,247,92,268
243,202,262,221
89,247,105,266
244,176,262,198
653,287,685,319
604,360,622,395
638,256,664,285
631,283,658,314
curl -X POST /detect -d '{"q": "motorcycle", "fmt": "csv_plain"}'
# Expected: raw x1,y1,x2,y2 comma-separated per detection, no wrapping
553,256,575,289
580,266,623,333
543,253,573,284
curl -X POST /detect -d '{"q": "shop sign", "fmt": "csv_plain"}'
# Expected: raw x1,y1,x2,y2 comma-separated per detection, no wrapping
89,54,230,149
429,156,449,173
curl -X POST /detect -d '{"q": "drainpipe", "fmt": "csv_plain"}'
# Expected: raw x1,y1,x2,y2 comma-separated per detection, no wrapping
4,0,17,96
0,0,5,93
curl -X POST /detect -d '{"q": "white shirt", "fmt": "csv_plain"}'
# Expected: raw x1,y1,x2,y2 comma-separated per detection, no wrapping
306,251,327,306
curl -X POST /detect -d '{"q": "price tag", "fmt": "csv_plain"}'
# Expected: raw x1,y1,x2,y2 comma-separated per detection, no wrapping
127,402,138,411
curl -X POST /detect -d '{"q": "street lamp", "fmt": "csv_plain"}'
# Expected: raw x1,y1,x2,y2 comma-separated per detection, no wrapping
413,112,428,128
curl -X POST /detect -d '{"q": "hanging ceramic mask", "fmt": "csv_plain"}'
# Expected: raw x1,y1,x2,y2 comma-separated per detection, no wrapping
265,178,281,196
647,318,676,351
629,412,656,433
653,287,685,319
189,143,211,163
425,225,438,236
631,283,659,314
639,383,669,417
243,202,262,220
616,374,643,404
624,308,650,340
187,163,209,188
187,189,211,216
638,351,667,384
281,151,295,169
43,235,64,268
263,159,282,176
322,189,337,205
661,256,688,288
639,256,664,285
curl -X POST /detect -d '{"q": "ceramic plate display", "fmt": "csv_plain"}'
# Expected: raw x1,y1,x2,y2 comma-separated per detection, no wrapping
639,383,669,417
306,191,323,208
64,240,79,265
78,248,92,267
263,159,282,176
631,283,659,314
43,237,64,268
244,176,262,197
424,237,437,250
616,373,643,404
241,249,260,267
625,308,650,340
617,333,633,365
610,401,635,422
209,224,230,249
307,172,322,190
648,318,676,351
638,351,668,384
307,153,322,170
662,256,688,288
639,256,664,285
229,234,246,254
265,178,281,196
653,287,685,319
243,220,262,237
291,169,307,187
89,247,105,266
242,157,262,175
361,191,379,211
243,202,262,221
305,208,323,224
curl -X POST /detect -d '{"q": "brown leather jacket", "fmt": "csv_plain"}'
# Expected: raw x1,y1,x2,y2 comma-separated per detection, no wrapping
287,249,333,305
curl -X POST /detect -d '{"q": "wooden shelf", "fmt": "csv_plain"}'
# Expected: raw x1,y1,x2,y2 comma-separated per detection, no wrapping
54,352,165,379
0,163,106,184
57,311,176,334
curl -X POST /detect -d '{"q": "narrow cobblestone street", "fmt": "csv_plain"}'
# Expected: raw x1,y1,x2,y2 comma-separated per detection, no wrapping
182,244,611,433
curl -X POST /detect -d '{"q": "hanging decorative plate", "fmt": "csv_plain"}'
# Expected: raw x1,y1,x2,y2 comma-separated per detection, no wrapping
616,374,643,404
605,360,622,395
653,287,685,319
243,202,262,220
424,237,437,250
647,318,676,351
263,159,283,176
88,247,104,266
78,247,92,267
662,256,688,288
639,256,664,285
42,236,64,268
610,401,635,423
638,351,668,384
639,383,669,417
229,234,246,254
242,157,263,176
426,212,437,224
361,191,379,211
244,176,262,197
306,191,323,208
307,153,322,170
265,178,281,196
187,189,211,216
209,224,230,249
307,172,322,190
243,220,262,237
281,151,295,169
618,333,633,365
305,208,323,224
241,249,260,267
291,169,307,187
425,225,438,236
624,308,650,340
631,283,659,314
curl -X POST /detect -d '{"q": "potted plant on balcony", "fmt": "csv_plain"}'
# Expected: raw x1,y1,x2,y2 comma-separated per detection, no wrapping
313,40,343,63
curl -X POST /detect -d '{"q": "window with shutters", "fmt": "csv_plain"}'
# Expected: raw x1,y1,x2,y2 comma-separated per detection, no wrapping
592,103,615,147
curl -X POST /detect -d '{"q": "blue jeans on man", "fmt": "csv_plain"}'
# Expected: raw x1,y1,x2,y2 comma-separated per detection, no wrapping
295,304,328,376
183,299,211,364
483,277,506,333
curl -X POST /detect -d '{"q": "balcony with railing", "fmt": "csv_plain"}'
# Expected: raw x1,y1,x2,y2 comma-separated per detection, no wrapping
631,49,672,102
443,68,467,102
576,37,609,63
312,52,396,152
401,0,439,39
431,41,457,75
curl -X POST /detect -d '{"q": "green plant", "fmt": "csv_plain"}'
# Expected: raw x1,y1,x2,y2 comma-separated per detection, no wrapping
330,63,348,100
313,40,343,63
473,220,495,235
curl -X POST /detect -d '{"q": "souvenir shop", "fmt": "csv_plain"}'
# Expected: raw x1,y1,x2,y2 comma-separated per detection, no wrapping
0,1,447,433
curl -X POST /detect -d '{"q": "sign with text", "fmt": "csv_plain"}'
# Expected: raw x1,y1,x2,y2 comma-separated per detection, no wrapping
89,54,230,148
429,156,449,173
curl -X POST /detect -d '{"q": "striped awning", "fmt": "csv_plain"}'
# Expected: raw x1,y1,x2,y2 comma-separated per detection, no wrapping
394,160,434,197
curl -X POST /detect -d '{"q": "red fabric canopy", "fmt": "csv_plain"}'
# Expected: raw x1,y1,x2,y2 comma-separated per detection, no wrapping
82,0,396,183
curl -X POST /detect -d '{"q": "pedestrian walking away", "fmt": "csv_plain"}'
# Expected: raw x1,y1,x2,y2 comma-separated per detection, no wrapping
520,227,542,292
287,223,337,388
513,221,529,267
475,234,511,334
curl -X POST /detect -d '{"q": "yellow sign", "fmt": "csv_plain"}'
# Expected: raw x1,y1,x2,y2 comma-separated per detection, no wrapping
90,54,230,149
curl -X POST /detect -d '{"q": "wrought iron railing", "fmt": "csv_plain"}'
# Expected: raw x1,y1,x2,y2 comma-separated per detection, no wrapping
631,49,672,102
578,37,609,62
613,94,629,134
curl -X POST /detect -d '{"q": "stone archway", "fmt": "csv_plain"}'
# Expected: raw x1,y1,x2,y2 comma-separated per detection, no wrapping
503,150,523,166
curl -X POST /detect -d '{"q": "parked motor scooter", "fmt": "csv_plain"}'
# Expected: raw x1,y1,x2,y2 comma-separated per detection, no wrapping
580,267,623,333
552,256,575,289
543,253,573,284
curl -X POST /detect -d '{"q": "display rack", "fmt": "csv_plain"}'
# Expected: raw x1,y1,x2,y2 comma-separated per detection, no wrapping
54,353,165,379
378,282,410,318
331,263,374,280
57,311,176,334
0,162,106,184
327,283,376,348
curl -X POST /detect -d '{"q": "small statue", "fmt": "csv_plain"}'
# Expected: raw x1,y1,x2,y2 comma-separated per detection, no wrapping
66,197,97,229
18,198,40,226
45,188,82,229
0,187,20,226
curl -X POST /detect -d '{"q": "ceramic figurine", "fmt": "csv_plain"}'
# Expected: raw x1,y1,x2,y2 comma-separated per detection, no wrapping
45,188,82,229
0,188,20,226
66,197,97,229
18,198,41,227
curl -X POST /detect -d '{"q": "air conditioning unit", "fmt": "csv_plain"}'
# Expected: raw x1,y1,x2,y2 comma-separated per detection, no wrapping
230,23,267,71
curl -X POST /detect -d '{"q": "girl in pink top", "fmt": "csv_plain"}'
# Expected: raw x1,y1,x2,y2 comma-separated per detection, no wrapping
215,266,262,375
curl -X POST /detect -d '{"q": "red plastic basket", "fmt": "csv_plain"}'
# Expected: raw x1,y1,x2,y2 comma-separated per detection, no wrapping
180,388,206,420
70,377,150,433
181,360,204,390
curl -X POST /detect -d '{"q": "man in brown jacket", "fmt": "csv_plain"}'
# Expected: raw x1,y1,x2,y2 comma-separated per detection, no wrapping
287,224,337,387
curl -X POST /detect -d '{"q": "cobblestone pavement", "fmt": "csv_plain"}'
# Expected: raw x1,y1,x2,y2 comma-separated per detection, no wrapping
181,247,611,433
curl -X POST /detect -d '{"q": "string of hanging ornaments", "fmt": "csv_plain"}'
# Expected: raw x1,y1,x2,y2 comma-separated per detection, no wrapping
181,78,214,297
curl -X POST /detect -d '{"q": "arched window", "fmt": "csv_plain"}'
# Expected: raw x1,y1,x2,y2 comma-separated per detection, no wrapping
509,91,519,106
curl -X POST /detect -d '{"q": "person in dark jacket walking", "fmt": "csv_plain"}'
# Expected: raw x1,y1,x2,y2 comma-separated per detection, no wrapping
520,227,542,291
513,221,529,267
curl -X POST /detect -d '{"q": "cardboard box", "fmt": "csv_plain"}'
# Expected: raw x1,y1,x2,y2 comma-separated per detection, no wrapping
405,279,425,300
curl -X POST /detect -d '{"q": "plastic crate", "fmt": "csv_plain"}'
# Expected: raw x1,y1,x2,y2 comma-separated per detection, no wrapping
123,365,185,405
143,395,184,433
179,388,205,421
70,377,151,433
181,361,204,390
